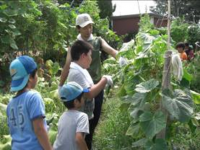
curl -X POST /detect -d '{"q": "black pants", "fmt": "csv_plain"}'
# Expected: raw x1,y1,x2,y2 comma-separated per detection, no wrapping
85,90,104,150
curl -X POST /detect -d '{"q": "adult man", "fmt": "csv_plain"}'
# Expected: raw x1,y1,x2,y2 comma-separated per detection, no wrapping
59,13,124,149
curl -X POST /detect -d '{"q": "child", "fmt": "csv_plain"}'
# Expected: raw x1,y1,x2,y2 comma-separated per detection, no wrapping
53,82,90,150
7,55,52,150
176,42,188,61
185,42,194,61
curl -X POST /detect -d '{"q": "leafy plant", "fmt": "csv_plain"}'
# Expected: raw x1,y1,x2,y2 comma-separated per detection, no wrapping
101,14,199,149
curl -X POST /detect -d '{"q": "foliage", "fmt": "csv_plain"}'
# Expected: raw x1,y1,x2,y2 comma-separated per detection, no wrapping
170,18,189,44
151,0,200,23
93,93,134,150
101,14,199,149
97,0,116,21
0,0,122,89
0,0,121,58
185,53,200,93
187,24,200,45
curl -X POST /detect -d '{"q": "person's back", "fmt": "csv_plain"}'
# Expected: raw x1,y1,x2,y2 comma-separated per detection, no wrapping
7,55,52,150
54,82,89,150
7,90,46,150
54,110,88,150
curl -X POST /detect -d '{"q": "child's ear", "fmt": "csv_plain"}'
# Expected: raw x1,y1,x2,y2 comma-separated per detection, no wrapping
80,53,85,59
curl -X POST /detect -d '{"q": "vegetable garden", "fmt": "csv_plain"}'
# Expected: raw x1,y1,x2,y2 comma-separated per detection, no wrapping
1,0,200,150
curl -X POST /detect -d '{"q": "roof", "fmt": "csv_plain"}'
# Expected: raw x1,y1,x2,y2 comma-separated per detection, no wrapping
112,13,167,20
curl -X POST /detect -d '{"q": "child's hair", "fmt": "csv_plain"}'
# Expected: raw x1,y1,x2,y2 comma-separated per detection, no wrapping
76,25,81,29
63,92,84,109
30,68,38,78
185,42,189,47
176,42,185,49
71,40,93,61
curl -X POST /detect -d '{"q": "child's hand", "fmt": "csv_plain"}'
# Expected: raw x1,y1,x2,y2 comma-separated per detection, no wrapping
102,75,113,86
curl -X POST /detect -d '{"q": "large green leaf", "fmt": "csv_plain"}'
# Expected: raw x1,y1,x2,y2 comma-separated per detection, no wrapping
190,90,200,104
139,111,166,138
183,68,193,82
162,89,194,122
145,138,168,150
131,92,147,107
135,79,159,93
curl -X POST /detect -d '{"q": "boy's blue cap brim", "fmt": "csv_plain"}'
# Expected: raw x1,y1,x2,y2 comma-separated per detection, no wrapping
10,75,29,92
83,88,89,93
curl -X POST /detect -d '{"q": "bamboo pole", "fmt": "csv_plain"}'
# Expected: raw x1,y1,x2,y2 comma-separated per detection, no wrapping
167,0,171,50
157,0,172,140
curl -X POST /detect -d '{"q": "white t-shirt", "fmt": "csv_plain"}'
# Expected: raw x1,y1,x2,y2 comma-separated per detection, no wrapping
67,62,95,119
53,110,89,150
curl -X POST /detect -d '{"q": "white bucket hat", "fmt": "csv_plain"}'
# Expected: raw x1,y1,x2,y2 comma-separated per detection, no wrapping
76,13,94,28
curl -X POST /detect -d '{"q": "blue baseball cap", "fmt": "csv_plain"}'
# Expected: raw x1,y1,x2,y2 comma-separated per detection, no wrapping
9,55,37,92
60,82,89,102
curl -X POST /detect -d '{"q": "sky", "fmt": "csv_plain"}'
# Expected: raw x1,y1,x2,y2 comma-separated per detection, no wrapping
112,0,156,16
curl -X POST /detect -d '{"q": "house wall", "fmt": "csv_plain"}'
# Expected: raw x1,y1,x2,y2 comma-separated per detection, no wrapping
154,17,168,28
112,17,140,36
112,15,168,36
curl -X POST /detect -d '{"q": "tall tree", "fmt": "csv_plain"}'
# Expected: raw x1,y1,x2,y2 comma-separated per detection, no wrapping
57,0,83,6
97,0,116,20
150,0,200,23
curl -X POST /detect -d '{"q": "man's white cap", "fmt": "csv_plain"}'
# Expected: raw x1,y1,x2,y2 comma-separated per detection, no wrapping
76,13,94,28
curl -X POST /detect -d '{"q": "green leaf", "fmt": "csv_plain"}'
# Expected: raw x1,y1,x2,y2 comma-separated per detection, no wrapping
0,17,7,23
162,89,193,122
183,68,193,82
10,38,18,49
139,111,166,138
145,138,168,150
135,79,159,93
126,122,141,137
3,9,18,16
132,138,148,148
8,19,16,24
1,35,10,44
8,24,16,29
131,93,147,107
190,90,200,104
12,30,21,36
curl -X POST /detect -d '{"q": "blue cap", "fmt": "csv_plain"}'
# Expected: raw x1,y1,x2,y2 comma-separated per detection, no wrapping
9,55,37,92
60,82,89,102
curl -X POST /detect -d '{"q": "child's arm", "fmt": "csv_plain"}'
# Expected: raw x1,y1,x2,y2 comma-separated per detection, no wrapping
76,132,88,150
33,117,52,150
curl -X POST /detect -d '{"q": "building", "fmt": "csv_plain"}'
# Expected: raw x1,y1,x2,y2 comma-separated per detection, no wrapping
111,13,168,37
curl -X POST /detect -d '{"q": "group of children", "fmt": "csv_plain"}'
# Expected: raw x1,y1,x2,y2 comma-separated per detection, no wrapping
6,13,120,150
7,40,112,150
176,42,194,61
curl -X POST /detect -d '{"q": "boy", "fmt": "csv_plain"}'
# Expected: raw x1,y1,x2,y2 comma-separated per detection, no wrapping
176,42,188,61
7,55,52,150
67,40,112,118
53,82,90,150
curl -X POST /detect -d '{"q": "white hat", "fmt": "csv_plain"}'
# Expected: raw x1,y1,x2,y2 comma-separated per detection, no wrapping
76,13,94,28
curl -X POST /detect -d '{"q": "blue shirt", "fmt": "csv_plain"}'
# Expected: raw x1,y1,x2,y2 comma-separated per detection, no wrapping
6,90,47,150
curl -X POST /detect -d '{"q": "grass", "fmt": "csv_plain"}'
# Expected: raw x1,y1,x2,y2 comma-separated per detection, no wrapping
93,90,134,150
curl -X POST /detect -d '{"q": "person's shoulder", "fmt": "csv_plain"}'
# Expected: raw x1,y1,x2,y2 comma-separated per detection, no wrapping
25,90,43,102
27,90,41,97
78,111,88,120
